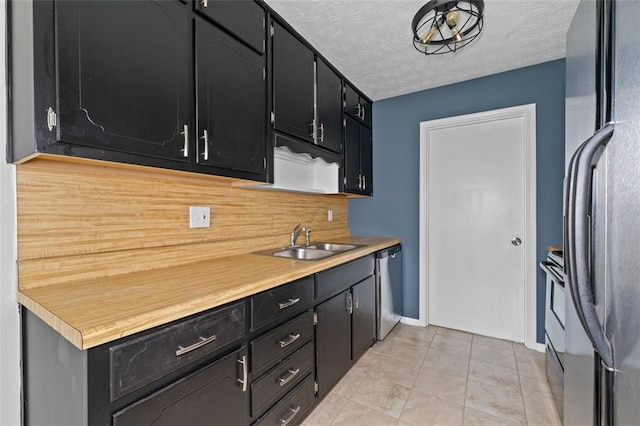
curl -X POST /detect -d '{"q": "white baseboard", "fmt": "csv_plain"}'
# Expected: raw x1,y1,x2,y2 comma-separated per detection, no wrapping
399,316,425,327
530,342,546,353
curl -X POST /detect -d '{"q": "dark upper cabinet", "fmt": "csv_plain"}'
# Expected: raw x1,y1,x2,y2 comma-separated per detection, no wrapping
344,83,372,128
55,0,191,162
194,0,265,54
271,21,315,143
195,17,266,175
316,59,343,154
351,276,376,362
344,116,373,195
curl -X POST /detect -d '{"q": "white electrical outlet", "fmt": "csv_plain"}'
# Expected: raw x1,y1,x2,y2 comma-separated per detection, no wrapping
327,209,333,222
189,206,211,229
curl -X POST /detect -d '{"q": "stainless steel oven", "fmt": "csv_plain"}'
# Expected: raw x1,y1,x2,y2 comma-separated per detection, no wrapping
540,250,565,419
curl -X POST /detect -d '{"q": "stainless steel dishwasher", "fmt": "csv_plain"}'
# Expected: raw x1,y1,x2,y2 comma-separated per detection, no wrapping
375,244,402,340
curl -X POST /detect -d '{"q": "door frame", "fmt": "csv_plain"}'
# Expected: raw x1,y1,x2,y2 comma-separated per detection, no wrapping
417,104,538,349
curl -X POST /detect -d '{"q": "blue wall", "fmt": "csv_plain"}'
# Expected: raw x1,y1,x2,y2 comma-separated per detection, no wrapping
349,59,566,343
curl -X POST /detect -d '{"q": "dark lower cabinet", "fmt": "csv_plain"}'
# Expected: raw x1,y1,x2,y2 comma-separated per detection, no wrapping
56,0,191,162
315,289,352,398
195,16,266,176
112,346,249,426
351,276,376,361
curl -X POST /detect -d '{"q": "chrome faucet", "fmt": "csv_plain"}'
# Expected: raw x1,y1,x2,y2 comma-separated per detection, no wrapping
290,223,304,247
303,227,312,246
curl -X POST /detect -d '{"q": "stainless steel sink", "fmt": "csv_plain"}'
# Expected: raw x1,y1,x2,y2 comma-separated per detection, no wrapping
306,243,362,252
254,242,364,261
271,247,335,260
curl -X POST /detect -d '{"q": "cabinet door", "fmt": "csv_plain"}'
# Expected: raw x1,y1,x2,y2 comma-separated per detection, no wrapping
359,124,373,195
56,1,191,162
316,59,343,154
196,17,266,176
344,84,361,120
315,290,352,398
361,98,372,128
344,116,362,193
351,276,376,361
112,346,249,426
195,0,265,53
272,22,315,142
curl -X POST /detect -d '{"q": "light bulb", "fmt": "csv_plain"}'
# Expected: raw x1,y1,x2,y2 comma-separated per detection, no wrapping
445,10,464,47
420,25,438,44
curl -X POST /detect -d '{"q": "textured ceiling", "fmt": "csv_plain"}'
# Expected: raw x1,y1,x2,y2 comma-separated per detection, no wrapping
263,0,581,100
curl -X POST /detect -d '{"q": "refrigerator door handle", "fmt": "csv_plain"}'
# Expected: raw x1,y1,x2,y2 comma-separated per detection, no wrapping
568,123,615,370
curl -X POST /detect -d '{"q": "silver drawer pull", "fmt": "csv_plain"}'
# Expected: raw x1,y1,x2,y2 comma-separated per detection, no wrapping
278,298,300,310
238,355,248,392
278,368,300,387
279,333,301,348
279,406,301,426
175,335,216,357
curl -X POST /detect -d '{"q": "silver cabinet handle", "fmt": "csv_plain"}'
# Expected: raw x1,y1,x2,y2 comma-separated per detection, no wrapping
237,355,248,392
511,237,522,246
356,103,361,118
309,119,316,142
181,124,189,158
278,368,300,387
346,293,353,314
362,175,366,190
175,335,216,357
278,298,300,310
361,106,365,121
319,123,324,143
279,406,301,426
279,333,301,348
357,175,362,190
201,0,208,7
354,291,359,310
201,129,209,161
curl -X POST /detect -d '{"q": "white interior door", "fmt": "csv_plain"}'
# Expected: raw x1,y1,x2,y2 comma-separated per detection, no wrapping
426,108,532,342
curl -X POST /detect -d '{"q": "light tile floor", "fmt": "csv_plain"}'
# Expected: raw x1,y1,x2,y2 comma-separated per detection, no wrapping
302,324,561,426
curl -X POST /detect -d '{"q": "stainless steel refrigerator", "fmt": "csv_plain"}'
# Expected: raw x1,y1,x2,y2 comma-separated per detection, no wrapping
564,0,640,424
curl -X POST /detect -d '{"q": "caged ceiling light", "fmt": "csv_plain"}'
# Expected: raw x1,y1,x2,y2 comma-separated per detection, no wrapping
412,0,484,55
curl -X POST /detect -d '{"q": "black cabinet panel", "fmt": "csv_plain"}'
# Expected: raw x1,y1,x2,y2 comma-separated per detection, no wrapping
56,1,191,161
109,301,245,401
250,276,314,331
251,310,314,377
254,374,315,426
344,116,362,194
343,116,372,195
360,125,373,194
195,17,266,175
272,22,315,143
344,84,360,120
351,276,376,362
315,290,351,398
112,346,248,426
315,255,374,300
361,99,372,128
195,0,265,54
251,343,314,417
316,59,343,154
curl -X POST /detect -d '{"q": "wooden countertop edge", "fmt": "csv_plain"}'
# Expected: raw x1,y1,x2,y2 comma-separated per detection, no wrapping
19,237,401,350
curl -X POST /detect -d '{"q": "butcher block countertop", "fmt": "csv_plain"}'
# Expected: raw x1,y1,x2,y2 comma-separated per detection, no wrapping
18,236,401,350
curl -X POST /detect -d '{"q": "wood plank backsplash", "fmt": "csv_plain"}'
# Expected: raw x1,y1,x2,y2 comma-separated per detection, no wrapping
16,157,350,289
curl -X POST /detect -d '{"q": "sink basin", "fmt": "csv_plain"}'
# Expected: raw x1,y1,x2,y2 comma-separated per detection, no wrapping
306,243,362,252
271,247,335,260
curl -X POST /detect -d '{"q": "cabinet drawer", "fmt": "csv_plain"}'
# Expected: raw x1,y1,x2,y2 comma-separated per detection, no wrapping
109,301,245,401
250,276,314,331
113,346,248,426
251,310,314,376
254,374,315,426
251,343,314,417
315,255,374,300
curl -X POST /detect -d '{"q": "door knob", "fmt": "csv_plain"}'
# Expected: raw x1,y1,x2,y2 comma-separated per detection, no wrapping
511,237,522,246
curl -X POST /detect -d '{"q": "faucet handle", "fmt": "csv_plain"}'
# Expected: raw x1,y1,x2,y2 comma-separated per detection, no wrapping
303,227,312,246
